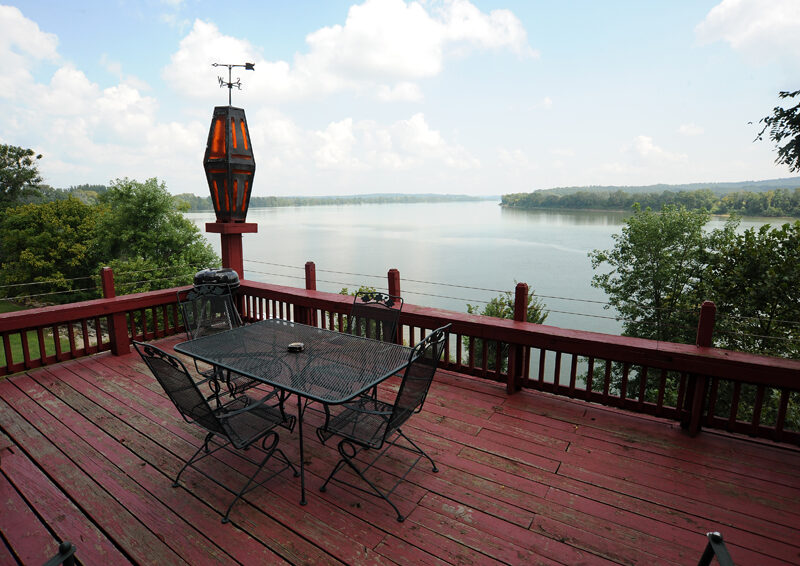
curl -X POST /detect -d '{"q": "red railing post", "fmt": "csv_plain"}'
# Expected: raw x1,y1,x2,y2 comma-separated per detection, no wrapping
303,262,317,326
305,262,317,291
101,267,130,356
683,301,716,436
388,269,401,344
507,282,528,394
388,269,401,298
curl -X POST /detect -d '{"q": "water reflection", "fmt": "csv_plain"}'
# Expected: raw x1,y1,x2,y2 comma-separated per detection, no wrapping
500,207,629,226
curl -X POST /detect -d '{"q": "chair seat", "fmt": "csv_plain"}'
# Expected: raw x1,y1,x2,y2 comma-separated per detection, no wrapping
318,396,392,449
220,394,295,449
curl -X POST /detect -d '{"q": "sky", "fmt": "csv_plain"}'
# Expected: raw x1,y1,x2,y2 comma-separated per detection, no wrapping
1,0,799,198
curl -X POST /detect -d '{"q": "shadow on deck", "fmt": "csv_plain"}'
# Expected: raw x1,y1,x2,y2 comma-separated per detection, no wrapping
1,336,798,565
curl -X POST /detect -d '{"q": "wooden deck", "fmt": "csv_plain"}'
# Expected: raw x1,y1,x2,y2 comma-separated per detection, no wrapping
1,336,798,565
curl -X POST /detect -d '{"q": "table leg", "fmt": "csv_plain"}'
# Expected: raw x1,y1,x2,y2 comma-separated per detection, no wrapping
297,394,307,505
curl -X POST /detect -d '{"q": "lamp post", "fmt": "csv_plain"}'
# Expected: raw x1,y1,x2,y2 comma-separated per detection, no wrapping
203,63,258,278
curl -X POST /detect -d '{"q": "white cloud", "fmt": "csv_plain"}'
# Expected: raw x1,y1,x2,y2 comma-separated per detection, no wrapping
0,5,60,100
696,0,800,67
498,148,530,166
377,82,423,102
629,135,687,163
678,123,704,136
314,118,363,170
252,111,477,174
163,0,535,103
437,0,537,57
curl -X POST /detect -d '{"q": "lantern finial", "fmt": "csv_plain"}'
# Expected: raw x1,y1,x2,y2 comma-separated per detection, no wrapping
212,62,255,105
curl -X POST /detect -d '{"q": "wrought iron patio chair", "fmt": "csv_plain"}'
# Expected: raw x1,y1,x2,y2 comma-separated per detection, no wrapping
346,291,403,343
345,290,404,399
316,324,450,522
133,341,297,523
177,283,257,397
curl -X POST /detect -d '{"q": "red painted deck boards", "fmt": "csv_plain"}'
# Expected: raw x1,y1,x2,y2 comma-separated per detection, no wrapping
0,337,798,565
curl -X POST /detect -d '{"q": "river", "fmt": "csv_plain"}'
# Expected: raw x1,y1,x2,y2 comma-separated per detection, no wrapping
186,201,783,336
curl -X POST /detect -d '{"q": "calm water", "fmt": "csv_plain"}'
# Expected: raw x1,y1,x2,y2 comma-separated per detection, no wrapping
186,201,781,336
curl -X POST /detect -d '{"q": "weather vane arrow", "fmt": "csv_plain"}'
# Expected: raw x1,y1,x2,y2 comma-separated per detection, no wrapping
212,62,255,105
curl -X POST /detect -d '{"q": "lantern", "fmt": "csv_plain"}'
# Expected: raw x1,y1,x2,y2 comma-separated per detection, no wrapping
202,106,256,222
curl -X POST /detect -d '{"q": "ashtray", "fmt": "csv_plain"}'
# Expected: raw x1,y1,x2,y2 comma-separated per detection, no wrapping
287,342,305,353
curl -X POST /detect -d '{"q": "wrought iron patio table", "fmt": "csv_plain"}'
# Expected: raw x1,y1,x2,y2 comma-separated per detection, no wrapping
175,318,413,505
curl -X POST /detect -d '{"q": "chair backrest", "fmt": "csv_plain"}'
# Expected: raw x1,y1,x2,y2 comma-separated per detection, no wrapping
346,291,403,342
178,283,242,340
387,324,450,434
133,341,225,435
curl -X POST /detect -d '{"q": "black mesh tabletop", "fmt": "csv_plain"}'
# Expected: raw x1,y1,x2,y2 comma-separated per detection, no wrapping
175,319,413,404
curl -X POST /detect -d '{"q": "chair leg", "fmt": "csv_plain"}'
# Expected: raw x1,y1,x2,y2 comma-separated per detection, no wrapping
322,439,406,522
173,432,214,487
396,428,438,472
222,431,279,523
221,432,299,524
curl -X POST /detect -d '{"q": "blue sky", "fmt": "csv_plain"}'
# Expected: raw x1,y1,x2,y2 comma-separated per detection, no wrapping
1,0,798,197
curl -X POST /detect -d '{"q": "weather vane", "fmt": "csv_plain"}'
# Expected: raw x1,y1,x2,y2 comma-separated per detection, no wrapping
212,62,255,105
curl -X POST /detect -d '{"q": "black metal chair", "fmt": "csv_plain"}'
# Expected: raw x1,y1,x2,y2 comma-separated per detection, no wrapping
177,284,257,397
346,291,403,343
345,291,404,399
316,324,450,522
133,341,297,523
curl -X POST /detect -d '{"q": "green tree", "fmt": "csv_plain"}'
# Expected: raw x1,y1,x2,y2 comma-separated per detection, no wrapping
756,90,800,172
589,204,717,344
94,177,219,293
466,287,548,371
0,197,101,300
0,144,43,207
708,221,800,359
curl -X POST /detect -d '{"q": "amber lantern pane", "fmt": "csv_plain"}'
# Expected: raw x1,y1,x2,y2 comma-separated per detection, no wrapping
203,106,256,222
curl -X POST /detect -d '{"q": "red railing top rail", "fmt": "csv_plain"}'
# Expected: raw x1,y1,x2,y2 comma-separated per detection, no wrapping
2,278,798,389
239,280,800,388
0,286,192,333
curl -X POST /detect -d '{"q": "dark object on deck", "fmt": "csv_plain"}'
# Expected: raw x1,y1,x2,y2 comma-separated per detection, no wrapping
178,282,260,397
193,267,240,290
179,283,243,340
317,324,450,522
133,341,297,523
42,541,76,566
698,532,735,566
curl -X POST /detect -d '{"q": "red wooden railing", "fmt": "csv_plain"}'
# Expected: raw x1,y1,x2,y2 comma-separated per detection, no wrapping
1,267,798,445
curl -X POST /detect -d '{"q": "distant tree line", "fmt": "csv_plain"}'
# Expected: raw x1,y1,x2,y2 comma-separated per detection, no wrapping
175,192,489,211
501,187,800,217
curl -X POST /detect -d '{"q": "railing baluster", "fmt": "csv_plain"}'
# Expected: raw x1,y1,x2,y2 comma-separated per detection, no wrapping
656,368,667,415
728,382,742,430
586,356,595,399
37,327,47,364
751,384,766,436
638,366,648,408
602,360,611,402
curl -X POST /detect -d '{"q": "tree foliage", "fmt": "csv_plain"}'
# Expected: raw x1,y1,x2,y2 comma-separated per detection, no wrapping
590,204,800,359
0,198,100,300
0,144,43,207
94,178,218,293
708,221,800,358
756,90,800,173
0,174,219,302
590,204,716,343
466,287,548,371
